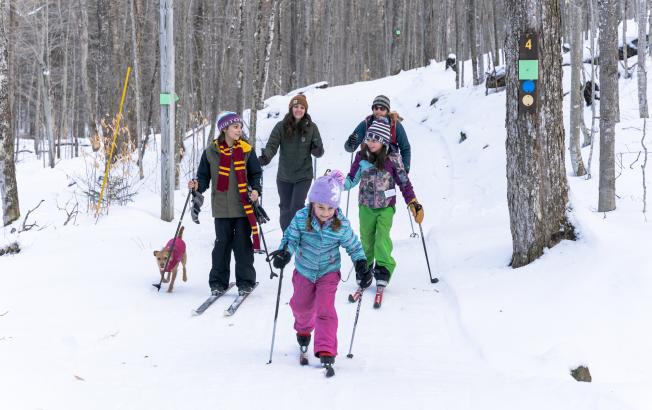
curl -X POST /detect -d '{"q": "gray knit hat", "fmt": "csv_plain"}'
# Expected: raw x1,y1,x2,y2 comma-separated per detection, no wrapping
371,95,391,111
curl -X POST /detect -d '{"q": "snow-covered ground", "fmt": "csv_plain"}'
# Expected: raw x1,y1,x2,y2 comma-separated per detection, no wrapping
1,51,651,410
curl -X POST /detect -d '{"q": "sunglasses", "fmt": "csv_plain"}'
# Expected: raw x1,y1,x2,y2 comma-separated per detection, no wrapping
372,105,388,111
365,132,386,143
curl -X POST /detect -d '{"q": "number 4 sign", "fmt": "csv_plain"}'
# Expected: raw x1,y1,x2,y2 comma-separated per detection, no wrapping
518,33,538,113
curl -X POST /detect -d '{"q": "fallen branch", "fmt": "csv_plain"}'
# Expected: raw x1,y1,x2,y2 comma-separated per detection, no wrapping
19,200,45,232
57,195,79,226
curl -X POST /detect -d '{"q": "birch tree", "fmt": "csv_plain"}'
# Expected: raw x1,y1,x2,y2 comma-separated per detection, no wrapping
637,0,648,118
250,0,276,149
0,0,19,226
598,0,618,212
505,0,575,268
570,0,587,176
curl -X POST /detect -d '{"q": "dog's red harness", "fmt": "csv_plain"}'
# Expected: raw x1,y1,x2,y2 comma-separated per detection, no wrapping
163,238,186,272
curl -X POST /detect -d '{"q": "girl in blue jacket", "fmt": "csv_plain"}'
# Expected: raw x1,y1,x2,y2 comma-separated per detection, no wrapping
270,170,372,371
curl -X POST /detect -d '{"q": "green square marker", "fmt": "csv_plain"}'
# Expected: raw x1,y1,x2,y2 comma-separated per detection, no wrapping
160,93,179,105
518,60,539,80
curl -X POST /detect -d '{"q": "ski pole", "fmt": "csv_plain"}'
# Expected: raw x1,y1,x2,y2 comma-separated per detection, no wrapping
418,223,439,284
345,152,353,218
408,211,419,238
346,290,364,359
266,249,286,364
258,226,277,279
251,197,277,278
152,189,192,292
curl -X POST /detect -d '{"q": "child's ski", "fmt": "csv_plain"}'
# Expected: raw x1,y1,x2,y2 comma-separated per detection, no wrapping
223,282,259,317
192,282,236,316
373,286,385,309
348,287,363,303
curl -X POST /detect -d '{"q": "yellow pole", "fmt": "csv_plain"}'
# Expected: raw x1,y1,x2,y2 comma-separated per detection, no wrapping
96,66,132,216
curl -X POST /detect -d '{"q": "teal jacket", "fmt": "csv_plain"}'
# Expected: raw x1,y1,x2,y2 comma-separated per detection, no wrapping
279,206,366,283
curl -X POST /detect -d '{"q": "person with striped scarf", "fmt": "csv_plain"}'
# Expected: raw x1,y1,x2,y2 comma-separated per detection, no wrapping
188,112,262,297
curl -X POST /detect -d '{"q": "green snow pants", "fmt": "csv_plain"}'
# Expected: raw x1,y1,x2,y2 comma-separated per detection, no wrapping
358,205,396,277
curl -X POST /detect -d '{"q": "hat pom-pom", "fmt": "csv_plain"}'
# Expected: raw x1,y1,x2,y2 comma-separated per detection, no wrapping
328,170,345,186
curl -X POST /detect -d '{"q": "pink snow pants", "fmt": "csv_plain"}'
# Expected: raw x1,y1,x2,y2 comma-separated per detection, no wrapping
289,269,340,356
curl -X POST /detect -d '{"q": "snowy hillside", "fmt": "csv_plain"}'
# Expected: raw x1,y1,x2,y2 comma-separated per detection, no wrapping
1,54,651,410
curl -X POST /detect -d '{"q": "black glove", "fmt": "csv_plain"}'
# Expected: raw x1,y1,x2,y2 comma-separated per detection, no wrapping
190,190,204,224
252,201,270,224
269,249,291,269
344,134,358,152
354,259,373,289
258,149,270,166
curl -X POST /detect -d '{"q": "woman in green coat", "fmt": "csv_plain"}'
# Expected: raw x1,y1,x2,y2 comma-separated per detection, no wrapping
259,94,324,231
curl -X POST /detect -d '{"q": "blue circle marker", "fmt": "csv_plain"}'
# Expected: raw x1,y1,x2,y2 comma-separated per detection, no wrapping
522,80,536,93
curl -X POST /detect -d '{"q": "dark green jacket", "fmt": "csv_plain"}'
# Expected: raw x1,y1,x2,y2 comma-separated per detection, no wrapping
196,140,262,218
260,114,324,183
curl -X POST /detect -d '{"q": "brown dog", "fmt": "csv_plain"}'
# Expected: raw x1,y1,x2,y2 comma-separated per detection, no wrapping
153,226,188,293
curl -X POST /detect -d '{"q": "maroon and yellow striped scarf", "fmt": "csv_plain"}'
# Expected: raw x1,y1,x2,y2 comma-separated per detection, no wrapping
215,139,260,250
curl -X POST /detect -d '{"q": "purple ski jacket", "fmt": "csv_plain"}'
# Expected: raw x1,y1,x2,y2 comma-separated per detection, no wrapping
344,151,416,209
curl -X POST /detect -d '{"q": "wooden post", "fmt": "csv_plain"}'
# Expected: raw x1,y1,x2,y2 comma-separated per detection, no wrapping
160,0,175,222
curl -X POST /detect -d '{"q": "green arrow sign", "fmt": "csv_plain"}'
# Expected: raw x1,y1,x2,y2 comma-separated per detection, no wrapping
160,93,179,105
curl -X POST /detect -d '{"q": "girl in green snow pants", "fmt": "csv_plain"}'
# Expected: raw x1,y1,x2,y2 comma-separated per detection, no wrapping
358,206,396,284
344,119,424,287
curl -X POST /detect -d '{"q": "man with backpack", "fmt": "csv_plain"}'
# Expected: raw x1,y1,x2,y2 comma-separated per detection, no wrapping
344,95,411,172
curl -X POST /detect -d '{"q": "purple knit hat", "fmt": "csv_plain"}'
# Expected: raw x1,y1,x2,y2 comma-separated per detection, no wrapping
217,111,243,133
308,170,345,209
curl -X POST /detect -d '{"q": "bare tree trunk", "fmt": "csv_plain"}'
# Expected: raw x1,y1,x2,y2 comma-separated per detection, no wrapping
130,0,144,179
584,0,599,149
174,0,188,190
477,0,486,81
261,0,277,102
302,1,311,85
78,0,98,149
621,0,630,78
0,0,20,226
70,43,78,158
34,67,41,159
237,0,246,115
570,0,587,176
160,0,175,221
649,0,652,57
492,0,501,66
39,63,55,169
598,0,619,211
638,0,649,118
390,0,405,75
505,0,574,268
468,0,480,85
250,0,276,149
455,0,461,88
57,2,71,160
